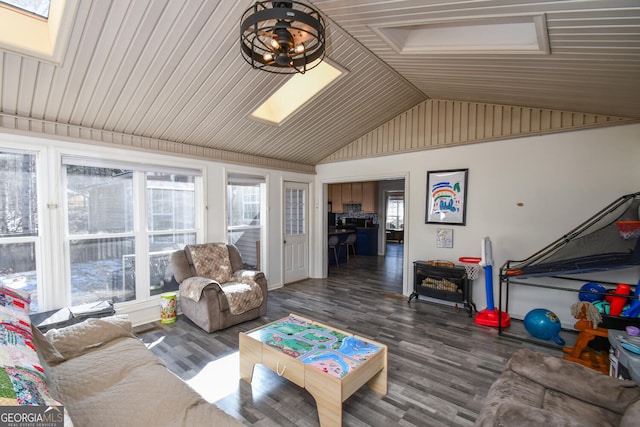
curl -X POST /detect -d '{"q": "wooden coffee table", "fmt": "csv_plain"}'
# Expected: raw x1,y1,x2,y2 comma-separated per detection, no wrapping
239,314,387,426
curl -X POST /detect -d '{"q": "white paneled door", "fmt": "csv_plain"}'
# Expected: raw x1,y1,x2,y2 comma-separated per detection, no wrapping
283,182,309,284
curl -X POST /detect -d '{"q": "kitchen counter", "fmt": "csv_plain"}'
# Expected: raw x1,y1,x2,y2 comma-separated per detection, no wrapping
328,228,356,235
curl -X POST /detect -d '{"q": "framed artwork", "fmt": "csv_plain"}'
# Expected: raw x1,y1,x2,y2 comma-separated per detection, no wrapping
436,228,453,248
426,168,468,225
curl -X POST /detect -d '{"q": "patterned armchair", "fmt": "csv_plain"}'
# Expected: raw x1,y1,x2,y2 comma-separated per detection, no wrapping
171,243,267,332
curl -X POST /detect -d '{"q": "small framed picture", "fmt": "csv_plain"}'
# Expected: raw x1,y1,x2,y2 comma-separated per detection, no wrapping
426,169,468,225
436,228,453,248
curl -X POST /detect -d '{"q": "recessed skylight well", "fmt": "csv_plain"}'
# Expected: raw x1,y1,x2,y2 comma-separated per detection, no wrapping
371,14,550,55
250,59,346,125
0,0,78,64
1,0,50,18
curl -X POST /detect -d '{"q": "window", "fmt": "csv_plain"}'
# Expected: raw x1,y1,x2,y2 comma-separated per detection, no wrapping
146,172,196,296
1,0,50,18
285,188,305,236
386,192,404,230
227,174,265,270
64,157,201,306
65,165,136,305
0,150,39,311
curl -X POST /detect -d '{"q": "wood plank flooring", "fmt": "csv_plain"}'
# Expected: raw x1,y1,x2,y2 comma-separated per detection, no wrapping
134,244,562,426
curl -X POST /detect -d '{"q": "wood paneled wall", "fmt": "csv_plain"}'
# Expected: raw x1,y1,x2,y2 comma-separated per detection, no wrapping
319,100,636,163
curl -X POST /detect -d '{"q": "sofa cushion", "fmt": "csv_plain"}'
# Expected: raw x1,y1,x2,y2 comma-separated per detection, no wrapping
507,348,640,414
476,349,640,427
42,316,241,427
185,243,233,283
621,399,640,427
220,281,263,315
42,315,134,362
493,402,585,427
542,387,621,427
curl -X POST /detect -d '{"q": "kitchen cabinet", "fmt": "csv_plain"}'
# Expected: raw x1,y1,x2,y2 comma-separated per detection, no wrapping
361,182,377,213
355,228,378,256
329,184,343,212
350,183,362,203
328,181,378,213
341,183,352,204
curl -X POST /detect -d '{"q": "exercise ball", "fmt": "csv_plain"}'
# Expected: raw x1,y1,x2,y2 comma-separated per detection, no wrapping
578,282,606,302
524,308,565,346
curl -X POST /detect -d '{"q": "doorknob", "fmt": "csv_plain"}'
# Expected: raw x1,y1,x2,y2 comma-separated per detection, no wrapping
284,240,287,244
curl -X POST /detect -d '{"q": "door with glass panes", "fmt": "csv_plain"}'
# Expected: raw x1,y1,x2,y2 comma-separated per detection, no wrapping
283,182,308,283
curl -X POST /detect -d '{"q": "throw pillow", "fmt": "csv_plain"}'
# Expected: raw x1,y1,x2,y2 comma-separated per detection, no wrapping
43,315,134,361
30,325,65,366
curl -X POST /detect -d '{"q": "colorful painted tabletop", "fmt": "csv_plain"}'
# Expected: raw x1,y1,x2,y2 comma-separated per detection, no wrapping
248,315,382,378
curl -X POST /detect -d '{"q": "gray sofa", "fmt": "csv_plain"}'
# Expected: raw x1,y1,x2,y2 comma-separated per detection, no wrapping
33,315,242,427
171,243,268,333
475,348,640,427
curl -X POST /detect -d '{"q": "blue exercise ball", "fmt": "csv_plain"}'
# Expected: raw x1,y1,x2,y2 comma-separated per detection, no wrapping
578,282,606,302
524,308,565,346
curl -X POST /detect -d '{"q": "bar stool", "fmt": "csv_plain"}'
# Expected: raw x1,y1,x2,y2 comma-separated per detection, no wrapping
341,233,357,262
328,235,340,266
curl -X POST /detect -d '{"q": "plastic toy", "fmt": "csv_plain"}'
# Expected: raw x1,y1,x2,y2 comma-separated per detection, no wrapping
524,308,565,345
593,300,610,314
562,301,609,374
578,282,606,302
460,237,510,328
621,280,640,318
609,283,631,316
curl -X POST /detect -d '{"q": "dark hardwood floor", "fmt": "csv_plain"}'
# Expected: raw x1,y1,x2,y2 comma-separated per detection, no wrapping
134,244,562,426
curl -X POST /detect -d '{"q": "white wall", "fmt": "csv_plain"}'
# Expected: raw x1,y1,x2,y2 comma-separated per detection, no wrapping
315,123,640,327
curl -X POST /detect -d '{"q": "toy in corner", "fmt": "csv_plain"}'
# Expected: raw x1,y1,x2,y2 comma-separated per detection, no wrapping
461,237,511,328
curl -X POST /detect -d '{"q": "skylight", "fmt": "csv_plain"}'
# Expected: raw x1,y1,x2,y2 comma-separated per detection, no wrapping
0,0,77,64
1,0,50,18
250,59,345,125
372,14,550,55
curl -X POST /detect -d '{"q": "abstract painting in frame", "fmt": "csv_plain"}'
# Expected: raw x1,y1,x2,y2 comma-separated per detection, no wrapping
426,169,468,225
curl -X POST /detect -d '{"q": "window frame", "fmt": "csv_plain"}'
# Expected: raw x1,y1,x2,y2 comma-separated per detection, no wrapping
0,147,45,311
226,173,267,272
60,156,204,309
386,191,404,230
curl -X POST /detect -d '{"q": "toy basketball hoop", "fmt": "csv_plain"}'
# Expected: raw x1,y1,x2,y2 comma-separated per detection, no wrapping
459,257,482,281
460,238,511,328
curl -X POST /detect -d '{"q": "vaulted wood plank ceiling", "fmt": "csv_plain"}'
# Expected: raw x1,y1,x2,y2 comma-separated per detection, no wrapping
0,0,637,172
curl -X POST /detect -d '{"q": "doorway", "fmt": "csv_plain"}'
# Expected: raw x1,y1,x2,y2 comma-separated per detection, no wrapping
284,181,309,283
327,178,405,295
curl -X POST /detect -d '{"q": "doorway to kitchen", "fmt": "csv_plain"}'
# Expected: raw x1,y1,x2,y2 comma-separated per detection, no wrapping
327,178,404,296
